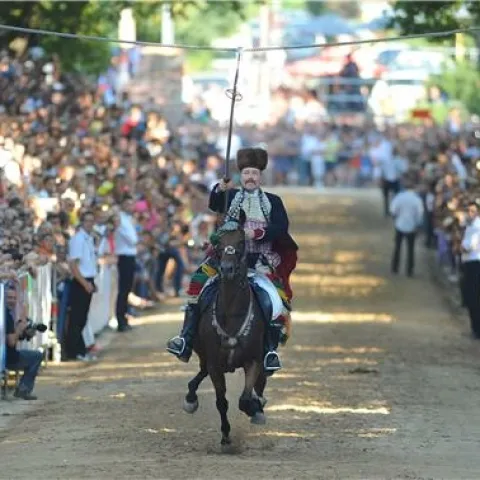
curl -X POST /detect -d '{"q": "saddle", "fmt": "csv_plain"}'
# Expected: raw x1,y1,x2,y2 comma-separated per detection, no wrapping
198,272,284,325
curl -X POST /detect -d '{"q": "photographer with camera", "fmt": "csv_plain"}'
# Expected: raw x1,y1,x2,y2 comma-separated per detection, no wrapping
4,287,44,400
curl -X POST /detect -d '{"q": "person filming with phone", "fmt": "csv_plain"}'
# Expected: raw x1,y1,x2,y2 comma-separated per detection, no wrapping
65,210,98,362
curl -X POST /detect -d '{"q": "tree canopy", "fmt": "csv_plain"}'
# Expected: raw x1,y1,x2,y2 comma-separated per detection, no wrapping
431,61,480,115
0,0,251,74
285,0,359,19
392,1,480,112
392,0,480,51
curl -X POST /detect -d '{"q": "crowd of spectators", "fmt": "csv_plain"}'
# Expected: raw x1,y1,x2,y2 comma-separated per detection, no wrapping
420,126,480,288
0,46,226,373
372,119,480,337
1,42,480,388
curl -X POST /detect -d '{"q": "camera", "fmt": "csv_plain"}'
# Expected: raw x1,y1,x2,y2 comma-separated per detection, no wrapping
20,321,48,341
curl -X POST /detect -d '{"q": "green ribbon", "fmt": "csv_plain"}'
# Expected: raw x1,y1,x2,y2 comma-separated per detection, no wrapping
209,232,221,246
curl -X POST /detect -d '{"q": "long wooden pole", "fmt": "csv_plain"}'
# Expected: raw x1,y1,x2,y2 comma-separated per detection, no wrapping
223,48,243,214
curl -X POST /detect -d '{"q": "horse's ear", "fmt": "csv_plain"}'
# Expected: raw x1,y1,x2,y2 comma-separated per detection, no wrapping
238,209,246,227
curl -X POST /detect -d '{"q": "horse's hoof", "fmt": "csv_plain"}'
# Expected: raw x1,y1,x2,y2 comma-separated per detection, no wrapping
250,412,266,425
220,441,236,454
252,390,267,408
221,436,232,446
183,398,199,414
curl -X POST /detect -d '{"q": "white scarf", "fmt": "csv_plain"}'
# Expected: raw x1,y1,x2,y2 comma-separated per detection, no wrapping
227,188,272,222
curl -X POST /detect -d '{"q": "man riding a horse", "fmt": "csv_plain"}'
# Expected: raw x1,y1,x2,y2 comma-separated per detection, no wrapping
167,147,298,372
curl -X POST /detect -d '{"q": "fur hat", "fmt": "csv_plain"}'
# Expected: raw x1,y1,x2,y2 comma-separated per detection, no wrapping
236,148,268,172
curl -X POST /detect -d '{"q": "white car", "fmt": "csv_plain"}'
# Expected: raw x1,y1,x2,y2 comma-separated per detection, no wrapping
386,50,453,77
369,75,427,121
369,51,453,120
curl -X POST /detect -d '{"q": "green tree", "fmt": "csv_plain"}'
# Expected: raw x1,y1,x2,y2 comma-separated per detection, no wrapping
392,0,480,66
136,0,252,72
326,1,359,19
175,1,246,47
0,1,127,74
0,0,251,74
430,61,480,115
305,1,326,16
286,0,358,18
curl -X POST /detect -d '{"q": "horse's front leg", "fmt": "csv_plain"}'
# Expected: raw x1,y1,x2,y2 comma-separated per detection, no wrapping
251,371,268,424
184,361,208,414
239,361,264,421
254,372,268,408
209,367,231,445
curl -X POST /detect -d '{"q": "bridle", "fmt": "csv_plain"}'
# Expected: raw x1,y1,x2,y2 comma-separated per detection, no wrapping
212,231,253,364
218,237,247,285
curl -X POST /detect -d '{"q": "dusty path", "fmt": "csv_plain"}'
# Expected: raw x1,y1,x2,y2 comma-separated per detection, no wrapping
2,188,480,480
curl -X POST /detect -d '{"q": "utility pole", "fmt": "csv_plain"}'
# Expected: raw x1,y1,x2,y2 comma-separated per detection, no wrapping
161,1,175,44
118,7,136,49
259,0,271,109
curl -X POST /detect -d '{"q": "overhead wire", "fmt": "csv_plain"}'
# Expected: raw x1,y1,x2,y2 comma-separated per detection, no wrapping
0,23,478,53
1,21,475,204
249,26,480,52
0,23,236,52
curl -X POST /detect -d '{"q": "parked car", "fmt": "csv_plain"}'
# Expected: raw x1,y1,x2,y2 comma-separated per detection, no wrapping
369,74,428,121
385,49,454,77
360,42,410,79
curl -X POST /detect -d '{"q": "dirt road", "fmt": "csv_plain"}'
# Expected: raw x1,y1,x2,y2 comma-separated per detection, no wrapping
2,188,480,480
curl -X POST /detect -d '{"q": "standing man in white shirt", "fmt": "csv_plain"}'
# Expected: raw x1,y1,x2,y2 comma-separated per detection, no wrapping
66,211,97,361
461,201,480,338
371,136,405,217
389,176,424,277
300,122,326,188
115,194,138,332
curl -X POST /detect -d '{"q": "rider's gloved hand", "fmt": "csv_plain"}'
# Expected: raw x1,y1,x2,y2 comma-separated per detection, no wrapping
244,228,255,240
218,178,234,192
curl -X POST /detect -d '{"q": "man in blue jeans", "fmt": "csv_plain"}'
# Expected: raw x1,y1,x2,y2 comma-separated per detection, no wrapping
4,287,43,400
155,223,185,297
156,246,185,297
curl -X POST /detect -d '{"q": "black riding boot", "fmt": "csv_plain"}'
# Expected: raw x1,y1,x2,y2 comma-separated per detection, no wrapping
264,324,282,374
166,304,200,362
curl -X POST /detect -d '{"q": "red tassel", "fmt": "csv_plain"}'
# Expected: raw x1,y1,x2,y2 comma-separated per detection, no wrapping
187,282,203,296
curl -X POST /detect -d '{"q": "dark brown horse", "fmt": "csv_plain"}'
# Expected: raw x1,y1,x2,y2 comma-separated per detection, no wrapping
182,212,268,446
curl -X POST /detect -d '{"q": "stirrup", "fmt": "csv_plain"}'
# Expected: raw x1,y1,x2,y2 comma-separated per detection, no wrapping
264,351,282,371
166,336,185,356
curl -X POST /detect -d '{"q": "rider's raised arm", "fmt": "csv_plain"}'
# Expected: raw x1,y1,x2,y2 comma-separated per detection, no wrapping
208,184,238,213
208,183,225,213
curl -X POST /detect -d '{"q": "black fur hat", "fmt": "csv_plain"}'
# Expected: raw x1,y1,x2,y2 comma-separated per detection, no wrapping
236,148,268,171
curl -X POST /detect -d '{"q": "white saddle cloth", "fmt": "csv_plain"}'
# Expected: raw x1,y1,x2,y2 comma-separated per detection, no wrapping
249,271,284,320
200,271,284,320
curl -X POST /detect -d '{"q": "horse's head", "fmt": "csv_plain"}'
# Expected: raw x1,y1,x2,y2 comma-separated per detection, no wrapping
216,209,247,281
